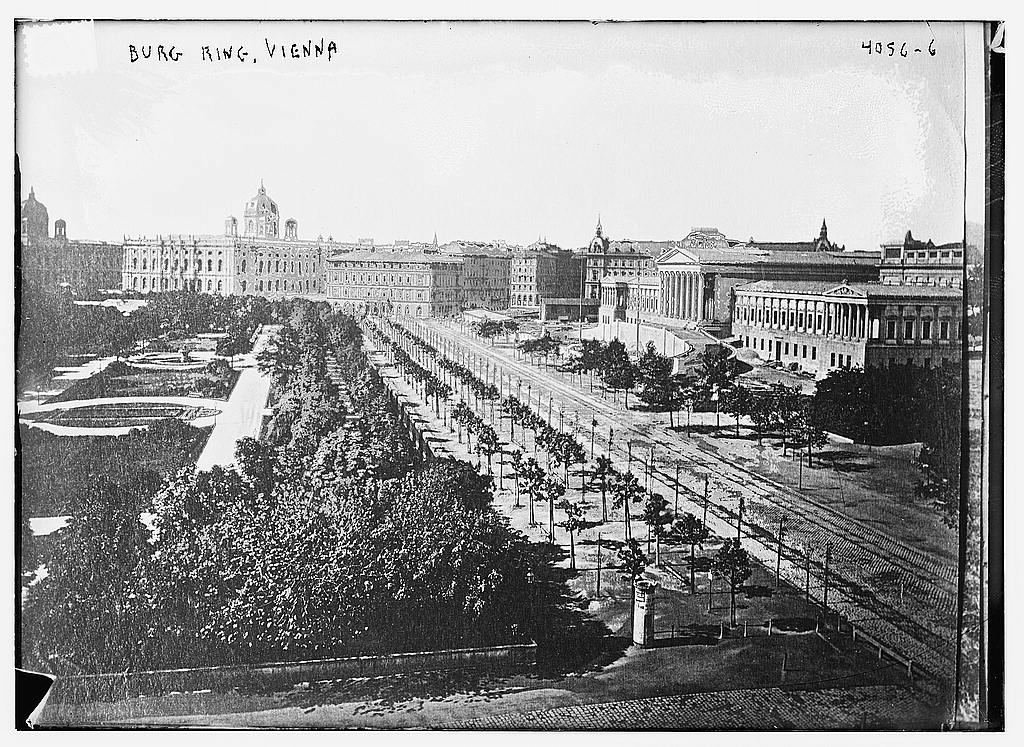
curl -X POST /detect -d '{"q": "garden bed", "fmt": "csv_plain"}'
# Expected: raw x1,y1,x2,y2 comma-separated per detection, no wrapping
48,360,240,404
23,402,220,429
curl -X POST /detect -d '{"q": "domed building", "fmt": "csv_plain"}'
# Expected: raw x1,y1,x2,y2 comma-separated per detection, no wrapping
21,187,49,240
19,187,123,296
243,181,279,239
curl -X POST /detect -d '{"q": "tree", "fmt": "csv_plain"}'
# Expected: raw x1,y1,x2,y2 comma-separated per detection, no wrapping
674,513,711,593
697,347,738,403
712,539,752,626
522,457,545,526
557,499,586,570
641,492,672,565
602,340,638,408
722,385,753,437
617,538,648,591
611,471,645,540
747,391,779,445
772,383,805,455
541,475,566,544
508,449,525,507
636,342,683,426
593,455,615,522
476,424,501,475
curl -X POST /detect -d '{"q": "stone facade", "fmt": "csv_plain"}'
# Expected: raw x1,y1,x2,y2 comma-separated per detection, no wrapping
654,223,880,335
441,241,512,311
19,189,123,296
583,218,661,300
879,231,966,289
325,250,463,318
732,280,962,377
122,183,337,296
511,241,583,309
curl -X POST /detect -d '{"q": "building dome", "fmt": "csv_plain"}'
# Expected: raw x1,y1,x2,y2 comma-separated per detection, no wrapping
243,181,280,238
21,187,49,240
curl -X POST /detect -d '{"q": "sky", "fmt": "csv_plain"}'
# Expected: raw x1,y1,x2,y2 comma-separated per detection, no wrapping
15,20,985,251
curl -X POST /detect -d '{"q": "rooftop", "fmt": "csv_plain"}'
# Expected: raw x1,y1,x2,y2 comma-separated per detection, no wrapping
735,279,962,299
327,250,461,264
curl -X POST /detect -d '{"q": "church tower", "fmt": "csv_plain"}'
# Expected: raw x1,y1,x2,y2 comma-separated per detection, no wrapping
243,181,280,239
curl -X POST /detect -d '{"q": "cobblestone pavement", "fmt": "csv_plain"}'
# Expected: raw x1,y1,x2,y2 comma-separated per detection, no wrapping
445,685,942,730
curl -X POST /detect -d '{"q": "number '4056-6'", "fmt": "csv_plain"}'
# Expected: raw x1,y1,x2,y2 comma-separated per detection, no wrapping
861,39,936,57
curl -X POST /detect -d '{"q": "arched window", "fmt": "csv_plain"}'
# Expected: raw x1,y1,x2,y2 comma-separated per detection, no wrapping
241,280,247,292
258,280,263,291
217,260,223,272
276,279,280,291
184,259,189,271
142,277,147,289
241,259,246,273
275,260,280,272
217,280,223,292
142,258,147,270
174,279,179,290
259,261,264,273
207,279,212,291
132,277,139,289
132,258,138,269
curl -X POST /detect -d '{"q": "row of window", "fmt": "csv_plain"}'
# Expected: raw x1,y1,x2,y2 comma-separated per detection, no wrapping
244,259,317,275
884,318,953,341
745,336,819,361
132,257,223,272
738,303,861,336
132,276,223,292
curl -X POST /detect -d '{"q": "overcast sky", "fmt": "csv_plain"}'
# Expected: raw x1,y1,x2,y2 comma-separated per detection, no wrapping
16,20,984,250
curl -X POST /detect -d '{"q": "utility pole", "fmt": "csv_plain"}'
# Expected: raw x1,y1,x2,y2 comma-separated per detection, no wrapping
736,496,745,541
590,416,597,459
775,515,786,588
823,542,832,612
674,464,681,515
703,475,709,527
596,532,602,596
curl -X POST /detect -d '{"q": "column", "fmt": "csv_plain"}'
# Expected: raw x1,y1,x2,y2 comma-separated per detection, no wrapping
682,273,690,320
696,274,705,322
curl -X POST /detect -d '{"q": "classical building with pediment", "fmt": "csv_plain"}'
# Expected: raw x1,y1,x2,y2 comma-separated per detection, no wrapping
651,222,880,335
595,221,882,336
732,279,962,377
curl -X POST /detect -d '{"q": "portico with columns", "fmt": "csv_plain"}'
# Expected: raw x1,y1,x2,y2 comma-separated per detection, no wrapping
658,268,706,322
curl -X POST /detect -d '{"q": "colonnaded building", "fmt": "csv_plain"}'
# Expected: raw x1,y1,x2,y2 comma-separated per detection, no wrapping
596,221,880,335
732,280,963,375
19,188,124,296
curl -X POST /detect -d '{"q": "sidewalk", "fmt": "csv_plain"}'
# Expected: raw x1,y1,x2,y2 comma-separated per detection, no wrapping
194,325,278,471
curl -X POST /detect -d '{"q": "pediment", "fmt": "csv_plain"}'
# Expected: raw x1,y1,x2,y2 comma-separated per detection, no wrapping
823,284,866,298
656,244,699,266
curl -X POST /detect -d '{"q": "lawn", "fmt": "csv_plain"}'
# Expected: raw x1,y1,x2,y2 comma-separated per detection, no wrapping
48,359,239,404
18,420,212,518
683,426,957,565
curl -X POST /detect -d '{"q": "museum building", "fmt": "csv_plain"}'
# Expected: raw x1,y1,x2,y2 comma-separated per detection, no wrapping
731,279,963,377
